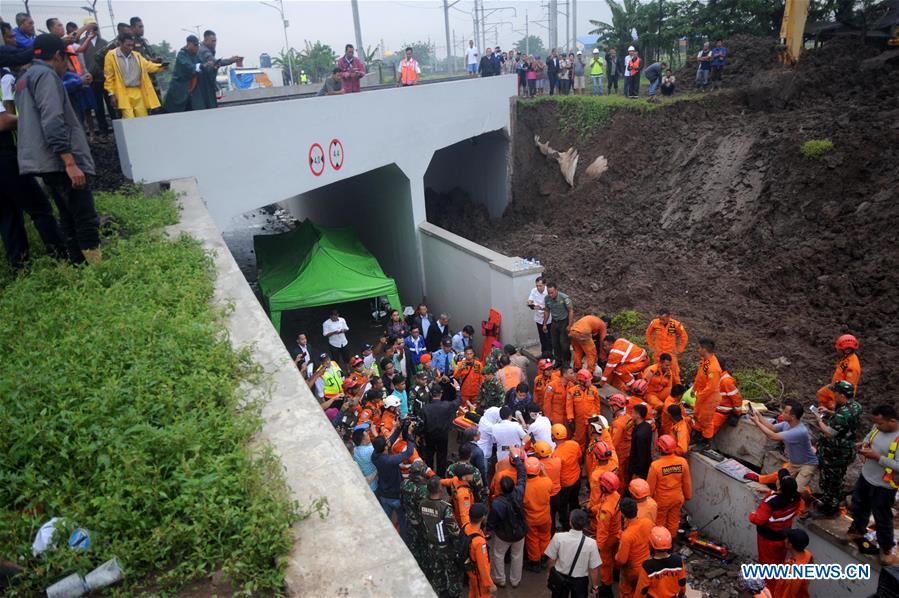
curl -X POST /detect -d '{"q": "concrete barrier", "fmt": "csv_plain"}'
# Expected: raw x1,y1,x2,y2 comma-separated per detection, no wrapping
166,178,435,597
712,417,779,468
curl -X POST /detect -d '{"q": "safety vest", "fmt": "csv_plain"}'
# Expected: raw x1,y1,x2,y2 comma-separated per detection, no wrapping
400,58,419,85
68,45,82,75
867,428,898,489
300,73,308,84
589,58,604,76
322,362,344,397
628,56,641,76
716,373,742,413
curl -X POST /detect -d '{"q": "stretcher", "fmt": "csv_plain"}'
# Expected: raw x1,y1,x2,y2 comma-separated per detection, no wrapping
453,409,481,431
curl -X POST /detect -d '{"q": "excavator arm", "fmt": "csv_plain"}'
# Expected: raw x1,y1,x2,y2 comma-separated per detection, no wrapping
780,0,811,63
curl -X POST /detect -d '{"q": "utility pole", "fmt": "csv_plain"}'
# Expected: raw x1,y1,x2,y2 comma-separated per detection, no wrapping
572,0,577,51
262,1,294,84
525,10,529,54
443,0,459,73
351,0,364,55
106,0,115,29
548,0,557,51
565,0,570,52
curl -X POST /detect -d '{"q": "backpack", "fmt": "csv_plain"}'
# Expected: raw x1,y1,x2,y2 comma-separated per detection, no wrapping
495,495,528,542
455,524,480,571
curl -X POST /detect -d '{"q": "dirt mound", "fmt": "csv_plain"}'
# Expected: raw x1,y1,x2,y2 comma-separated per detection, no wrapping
90,137,128,191
435,37,899,410
675,34,779,91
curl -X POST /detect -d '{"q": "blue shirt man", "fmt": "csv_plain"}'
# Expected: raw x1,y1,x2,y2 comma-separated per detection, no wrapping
452,326,474,354
404,328,427,367
432,341,457,377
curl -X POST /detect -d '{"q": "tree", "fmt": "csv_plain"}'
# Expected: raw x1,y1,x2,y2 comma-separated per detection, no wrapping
513,35,546,56
272,41,337,84
272,47,302,84
589,0,642,50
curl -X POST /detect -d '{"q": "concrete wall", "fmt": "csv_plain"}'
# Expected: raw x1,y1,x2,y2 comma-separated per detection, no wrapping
419,222,543,350
165,178,434,597
424,130,511,218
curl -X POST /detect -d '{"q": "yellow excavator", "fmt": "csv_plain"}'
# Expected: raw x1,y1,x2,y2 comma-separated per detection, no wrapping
780,0,899,64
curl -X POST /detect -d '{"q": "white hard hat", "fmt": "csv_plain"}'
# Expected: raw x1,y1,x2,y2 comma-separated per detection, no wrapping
628,45,636,51
592,48,599,54
599,415,609,428
383,395,401,409
577,50,583,55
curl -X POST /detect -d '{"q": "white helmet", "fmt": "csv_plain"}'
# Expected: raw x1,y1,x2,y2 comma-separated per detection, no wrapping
628,45,636,52
576,50,583,55
383,395,401,409
598,415,609,428
592,48,600,54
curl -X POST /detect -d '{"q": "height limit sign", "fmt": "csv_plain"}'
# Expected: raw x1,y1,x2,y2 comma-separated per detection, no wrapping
308,139,345,176
329,139,344,171
308,143,325,177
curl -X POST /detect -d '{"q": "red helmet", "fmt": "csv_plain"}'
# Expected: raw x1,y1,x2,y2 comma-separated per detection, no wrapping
538,358,555,371
592,440,612,461
631,379,649,396
577,369,593,384
609,393,627,409
629,478,650,499
835,334,859,351
599,471,620,493
342,377,359,391
657,434,677,455
650,526,673,550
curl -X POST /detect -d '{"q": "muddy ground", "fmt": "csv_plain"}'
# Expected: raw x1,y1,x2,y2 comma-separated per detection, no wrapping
429,37,899,411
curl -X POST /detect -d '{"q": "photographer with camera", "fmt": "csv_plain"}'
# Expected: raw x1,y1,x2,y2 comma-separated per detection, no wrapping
372,416,417,539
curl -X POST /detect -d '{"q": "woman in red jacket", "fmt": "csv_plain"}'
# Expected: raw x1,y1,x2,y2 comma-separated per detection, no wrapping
749,470,802,591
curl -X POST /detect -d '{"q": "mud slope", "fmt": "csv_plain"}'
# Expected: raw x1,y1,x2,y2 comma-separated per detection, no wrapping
432,38,899,407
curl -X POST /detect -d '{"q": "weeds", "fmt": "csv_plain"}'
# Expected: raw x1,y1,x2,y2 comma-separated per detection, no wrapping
800,139,834,159
733,368,784,401
0,190,298,594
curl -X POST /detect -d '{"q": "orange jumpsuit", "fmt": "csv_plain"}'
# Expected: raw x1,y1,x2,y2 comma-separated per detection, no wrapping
570,315,607,372
636,497,658,524
540,456,563,497
660,396,689,437
587,459,620,510
594,490,621,586
611,412,634,483
442,477,474,528
816,352,860,410
498,364,523,392
533,372,552,412
634,555,687,598
647,454,692,536
774,550,813,598
453,359,485,403
467,526,493,598
380,410,398,437
615,517,654,598
554,440,582,488
601,339,650,392
712,372,744,435
394,438,434,480
693,354,722,440
641,363,673,416
671,419,690,457
490,467,518,501
645,317,688,384
523,473,553,561
543,372,571,425
567,383,601,451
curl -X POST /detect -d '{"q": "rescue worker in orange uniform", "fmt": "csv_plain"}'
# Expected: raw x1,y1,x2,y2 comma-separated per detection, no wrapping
600,335,650,392
629,478,658,524
661,384,688,437
533,358,555,412
610,394,634,483
534,440,562,534
642,353,674,416
647,434,692,537
453,347,485,404
615,497,654,598
592,472,622,595
552,424,583,531
816,334,861,410
379,394,401,437
490,449,524,500
692,337,722,449
587,439,619,508
523,456,553,572
570,314,607,373
712,358,744,436
567,369,602,451
544,365,575,425
585,417,616,476
645,310,688,385
667,404,690,457
464,503,496,597
775,529,813,598
441,463,477,527
634,527,687,598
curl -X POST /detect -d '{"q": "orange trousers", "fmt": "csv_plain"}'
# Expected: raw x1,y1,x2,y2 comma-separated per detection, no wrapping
467,571,490,598
611,358,650,392
693,395,719,440
711,412,736,436
574,418,591,452
620,566,640,598
656,501,683,537
644,392,665,416
654,351,681,385
572,335,598,372
816,385,836,410
598,542,618,586
525,517,552,561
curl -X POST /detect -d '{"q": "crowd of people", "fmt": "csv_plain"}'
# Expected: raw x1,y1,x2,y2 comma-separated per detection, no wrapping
288,275,899,597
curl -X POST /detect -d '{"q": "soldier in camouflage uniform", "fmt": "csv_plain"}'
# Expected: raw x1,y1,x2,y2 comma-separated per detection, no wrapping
419,476,465,597
446,443,488,502
813,380,862,516
477,365,506,411
401,461,431,567
485,346,505,373
409,370,432,417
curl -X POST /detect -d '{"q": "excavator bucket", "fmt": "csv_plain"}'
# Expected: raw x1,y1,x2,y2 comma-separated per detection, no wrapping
779,0,810,64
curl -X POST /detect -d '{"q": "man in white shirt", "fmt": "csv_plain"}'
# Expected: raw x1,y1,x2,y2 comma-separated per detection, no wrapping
492,406,527,461
527,404,555,450
527,275,552,355
322,309,350,366
465,39,479,77
477,405,502,458
544,509,601,596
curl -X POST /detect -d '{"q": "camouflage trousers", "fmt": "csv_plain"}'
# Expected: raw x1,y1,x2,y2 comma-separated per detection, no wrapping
818,447,853,513
421,543,464,597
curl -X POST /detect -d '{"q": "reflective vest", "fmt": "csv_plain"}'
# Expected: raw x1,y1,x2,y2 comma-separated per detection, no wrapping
322,362,344,397
716,373,743,413
68,45,82,75
628,56,641,76
589,58,604,76
300,73,308,83
868,428,898,489
400,58,419,85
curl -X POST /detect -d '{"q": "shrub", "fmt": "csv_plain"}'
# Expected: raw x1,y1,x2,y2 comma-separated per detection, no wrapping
733,368,783,401
800,139,834,159
610,309,643,336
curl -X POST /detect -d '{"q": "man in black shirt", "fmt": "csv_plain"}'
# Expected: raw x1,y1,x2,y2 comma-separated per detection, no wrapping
629,403,653,480
421,382,461,475
372,419,415,538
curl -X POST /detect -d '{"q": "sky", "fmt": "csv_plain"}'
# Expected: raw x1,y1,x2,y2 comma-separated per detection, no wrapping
1,0,614,66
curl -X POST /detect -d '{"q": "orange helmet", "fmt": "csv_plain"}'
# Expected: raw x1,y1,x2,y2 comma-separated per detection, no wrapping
835,334,859,351
631,379,649,396
629,478,650,499
534,440,553,458
552,423,568,440
577,369,593,384
342,377,360,391
538,358,555,371
657,434,677,455
609,393,627,409
599,471,620,493
592,440,612,461
650,526,673,550
526,457,541,476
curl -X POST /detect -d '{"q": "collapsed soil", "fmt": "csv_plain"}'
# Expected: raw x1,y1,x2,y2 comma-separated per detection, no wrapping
429,36,899,412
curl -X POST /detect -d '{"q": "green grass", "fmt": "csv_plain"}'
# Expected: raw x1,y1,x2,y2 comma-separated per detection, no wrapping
0,190,300,595
800,139,834,159
733,368,783,401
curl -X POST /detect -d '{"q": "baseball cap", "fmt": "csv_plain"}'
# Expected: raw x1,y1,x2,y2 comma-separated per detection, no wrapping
360,343,373,353
33,34,75,60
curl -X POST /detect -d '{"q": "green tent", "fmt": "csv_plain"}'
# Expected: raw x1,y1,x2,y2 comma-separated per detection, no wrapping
254,219,402,333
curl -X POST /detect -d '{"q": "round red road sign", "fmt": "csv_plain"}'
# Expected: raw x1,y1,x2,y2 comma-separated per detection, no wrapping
329,138,344,171
308,143,325,176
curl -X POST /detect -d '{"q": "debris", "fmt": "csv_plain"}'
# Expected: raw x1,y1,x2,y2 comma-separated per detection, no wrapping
84,557,125,591
534,135,579,187
46,573,86,598
584,155,608,179
32,518,61,556
770,356,791,368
